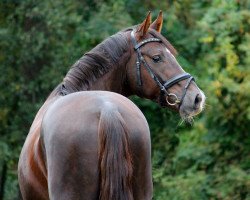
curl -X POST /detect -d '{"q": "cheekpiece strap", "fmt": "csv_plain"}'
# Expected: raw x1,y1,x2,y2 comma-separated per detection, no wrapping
131,30,162,86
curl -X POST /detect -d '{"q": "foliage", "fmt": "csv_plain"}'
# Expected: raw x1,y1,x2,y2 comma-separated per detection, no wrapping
150,1,250,199
0,0,249,199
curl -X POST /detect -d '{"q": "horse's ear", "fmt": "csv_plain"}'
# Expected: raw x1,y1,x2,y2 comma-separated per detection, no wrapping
136,11,152,38
150,11,163,33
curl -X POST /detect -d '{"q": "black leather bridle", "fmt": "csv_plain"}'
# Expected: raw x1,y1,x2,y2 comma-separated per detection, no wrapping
131,30,194,106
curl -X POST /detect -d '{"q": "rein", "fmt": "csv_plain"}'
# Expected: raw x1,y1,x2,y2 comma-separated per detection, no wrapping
131,30,194,106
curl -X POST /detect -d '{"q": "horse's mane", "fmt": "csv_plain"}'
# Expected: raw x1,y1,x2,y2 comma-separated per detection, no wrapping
49,26,177,98
60,29,131,95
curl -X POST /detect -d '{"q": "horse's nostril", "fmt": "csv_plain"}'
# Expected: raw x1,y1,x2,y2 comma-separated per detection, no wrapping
194,94,202,108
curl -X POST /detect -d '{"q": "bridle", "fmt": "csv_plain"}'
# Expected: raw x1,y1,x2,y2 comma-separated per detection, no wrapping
131,29,194,107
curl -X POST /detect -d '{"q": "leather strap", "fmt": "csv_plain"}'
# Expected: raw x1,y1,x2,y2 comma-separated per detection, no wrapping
163,73,193,89
134,38,161,50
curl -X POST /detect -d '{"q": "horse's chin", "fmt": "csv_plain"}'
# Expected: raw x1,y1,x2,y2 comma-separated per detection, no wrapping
179,104,203,124
180,107,202,117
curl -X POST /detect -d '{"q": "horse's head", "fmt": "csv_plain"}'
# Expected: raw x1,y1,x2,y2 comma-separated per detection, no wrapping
126,11,205,120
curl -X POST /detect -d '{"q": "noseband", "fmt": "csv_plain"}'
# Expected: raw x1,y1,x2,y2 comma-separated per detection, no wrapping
131,30,194,106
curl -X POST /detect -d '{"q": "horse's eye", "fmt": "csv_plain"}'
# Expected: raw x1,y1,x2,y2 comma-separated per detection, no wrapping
152,55,162,63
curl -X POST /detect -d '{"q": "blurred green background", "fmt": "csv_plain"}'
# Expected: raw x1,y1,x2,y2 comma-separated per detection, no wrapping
0,0,250,199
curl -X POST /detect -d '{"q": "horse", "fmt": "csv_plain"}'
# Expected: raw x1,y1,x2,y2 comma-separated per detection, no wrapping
18,11,205,200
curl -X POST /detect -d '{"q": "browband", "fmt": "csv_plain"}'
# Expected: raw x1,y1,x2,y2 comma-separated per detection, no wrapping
134,38,161,50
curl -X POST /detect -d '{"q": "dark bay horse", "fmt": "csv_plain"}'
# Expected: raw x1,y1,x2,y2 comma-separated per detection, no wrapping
18,12,205,200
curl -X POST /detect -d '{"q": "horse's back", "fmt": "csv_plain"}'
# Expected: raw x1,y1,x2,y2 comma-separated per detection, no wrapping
41,91,152,199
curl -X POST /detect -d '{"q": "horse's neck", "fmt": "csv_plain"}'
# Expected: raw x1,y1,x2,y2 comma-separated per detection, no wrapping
89,65,131,96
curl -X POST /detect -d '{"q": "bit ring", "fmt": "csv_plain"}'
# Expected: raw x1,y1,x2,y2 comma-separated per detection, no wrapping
166,93,180,106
